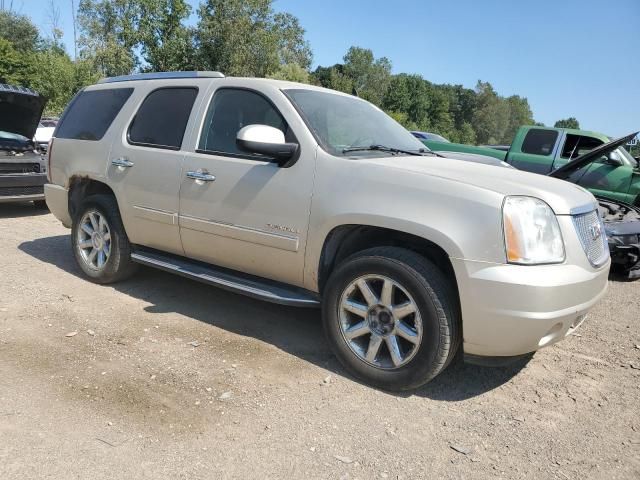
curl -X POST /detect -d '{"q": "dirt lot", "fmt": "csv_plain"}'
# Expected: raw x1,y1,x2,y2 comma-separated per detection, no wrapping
0,203,639,480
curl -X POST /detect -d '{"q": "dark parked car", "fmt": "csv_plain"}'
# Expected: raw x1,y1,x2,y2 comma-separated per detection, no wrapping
0,84,48,207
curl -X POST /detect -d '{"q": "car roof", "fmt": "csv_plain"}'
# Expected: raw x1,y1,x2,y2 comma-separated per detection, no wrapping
86,71,358,99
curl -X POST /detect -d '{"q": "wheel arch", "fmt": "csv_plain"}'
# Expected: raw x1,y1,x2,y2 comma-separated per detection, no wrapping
316,223,459,299
68,176,117,221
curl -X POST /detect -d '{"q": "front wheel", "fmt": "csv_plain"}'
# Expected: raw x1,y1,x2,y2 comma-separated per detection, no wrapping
322,247,460,391
71,194,138,284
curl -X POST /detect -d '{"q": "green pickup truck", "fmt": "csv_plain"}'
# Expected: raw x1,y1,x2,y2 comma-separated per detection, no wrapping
420,126,640,206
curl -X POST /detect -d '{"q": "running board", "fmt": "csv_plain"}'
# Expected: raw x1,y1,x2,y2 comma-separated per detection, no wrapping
130,249,320,308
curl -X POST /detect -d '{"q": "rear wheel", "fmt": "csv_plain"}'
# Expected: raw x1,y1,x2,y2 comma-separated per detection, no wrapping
322,247,460,391
71,194,138,284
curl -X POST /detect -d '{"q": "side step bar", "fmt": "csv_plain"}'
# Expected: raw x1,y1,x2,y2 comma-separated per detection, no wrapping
131,249,320,308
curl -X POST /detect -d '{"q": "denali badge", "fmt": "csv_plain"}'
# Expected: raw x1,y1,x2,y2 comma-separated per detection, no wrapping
589,223,602,241
266,223,300,235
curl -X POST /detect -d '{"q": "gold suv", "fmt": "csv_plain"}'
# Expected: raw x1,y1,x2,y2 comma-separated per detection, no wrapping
45,72,610,390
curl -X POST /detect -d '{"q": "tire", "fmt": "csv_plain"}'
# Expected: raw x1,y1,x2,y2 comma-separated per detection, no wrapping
322,247,460,391
71,194,138,284
33,200,48,209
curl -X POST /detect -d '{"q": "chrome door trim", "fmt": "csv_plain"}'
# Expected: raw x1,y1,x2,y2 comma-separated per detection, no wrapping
132,205,178,225
178,214,299,252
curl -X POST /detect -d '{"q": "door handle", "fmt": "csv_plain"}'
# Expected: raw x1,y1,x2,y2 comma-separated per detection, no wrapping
112,157,134,168
186,170,216,182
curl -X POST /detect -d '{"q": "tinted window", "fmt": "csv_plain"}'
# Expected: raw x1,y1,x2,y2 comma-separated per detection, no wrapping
128,88,197,149
56,88,133,141
198,89,288,157
521,129,558,156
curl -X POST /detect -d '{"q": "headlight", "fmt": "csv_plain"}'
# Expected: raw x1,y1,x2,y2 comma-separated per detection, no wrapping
503,196,565,265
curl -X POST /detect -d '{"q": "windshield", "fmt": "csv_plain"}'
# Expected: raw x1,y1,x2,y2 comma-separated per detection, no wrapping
285,89,428,157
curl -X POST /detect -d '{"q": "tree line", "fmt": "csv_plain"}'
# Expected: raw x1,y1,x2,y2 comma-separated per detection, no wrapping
1,0,583,145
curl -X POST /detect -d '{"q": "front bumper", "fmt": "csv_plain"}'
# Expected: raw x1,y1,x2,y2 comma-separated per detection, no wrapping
0,173,46,203
452,258,610,357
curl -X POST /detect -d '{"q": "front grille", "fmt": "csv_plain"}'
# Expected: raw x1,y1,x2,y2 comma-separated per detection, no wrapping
0,162,41,174
572,210,609,267
0,185,44,196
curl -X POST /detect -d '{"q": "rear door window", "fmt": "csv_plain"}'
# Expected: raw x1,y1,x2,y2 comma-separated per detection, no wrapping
56,88,133,141
521,129,558,156
128,87,198,149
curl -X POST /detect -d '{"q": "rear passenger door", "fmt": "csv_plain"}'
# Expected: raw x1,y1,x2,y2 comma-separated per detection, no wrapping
107,86,199,255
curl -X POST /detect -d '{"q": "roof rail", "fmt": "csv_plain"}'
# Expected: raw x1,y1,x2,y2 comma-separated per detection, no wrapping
98,71,225,84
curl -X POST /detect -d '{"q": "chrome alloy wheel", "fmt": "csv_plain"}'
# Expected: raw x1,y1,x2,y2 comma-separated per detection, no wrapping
76,209,112,270
338,275,423,369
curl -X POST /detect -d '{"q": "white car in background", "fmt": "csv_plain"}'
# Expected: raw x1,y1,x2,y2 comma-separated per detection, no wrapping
34,118,58,151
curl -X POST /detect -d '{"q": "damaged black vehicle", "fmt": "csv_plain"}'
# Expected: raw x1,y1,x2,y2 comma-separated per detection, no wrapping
0,83,48,208
550,133,640,279
596,197,640,278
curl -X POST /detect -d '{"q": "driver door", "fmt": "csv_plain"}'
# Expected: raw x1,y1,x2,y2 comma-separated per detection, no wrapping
178,86,316,287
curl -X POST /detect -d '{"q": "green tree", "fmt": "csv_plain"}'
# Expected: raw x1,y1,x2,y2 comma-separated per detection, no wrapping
554,117,580,129
426,86,454,138
77,0,142,76
472,81,505,144
138,0,196,71
0,11,42,52
268,63,310,83
502,95,534,144
0,38,31,84
386,111,418,131
453,121,477,144
311,64,352,93
342,46,391,106
382,74,412,114
196,0,311,77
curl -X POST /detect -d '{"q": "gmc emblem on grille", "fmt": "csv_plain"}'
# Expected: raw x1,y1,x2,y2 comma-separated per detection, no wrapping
589,223,602,241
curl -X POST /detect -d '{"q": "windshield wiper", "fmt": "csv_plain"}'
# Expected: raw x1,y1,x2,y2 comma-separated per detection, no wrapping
342,144,424,156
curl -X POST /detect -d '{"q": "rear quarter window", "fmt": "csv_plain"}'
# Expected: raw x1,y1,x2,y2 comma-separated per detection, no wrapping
521,129,558,156
128,87,198,150
55,88,133,141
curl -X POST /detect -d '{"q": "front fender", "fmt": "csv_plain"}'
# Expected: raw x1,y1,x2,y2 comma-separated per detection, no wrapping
303,151,507,291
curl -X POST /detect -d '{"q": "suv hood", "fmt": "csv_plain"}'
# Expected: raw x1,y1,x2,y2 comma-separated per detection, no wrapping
366,153,596,215
0,84,46,139
549,132,639,179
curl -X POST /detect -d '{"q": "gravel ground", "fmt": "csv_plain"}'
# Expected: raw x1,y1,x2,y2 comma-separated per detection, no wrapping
1,202,639,480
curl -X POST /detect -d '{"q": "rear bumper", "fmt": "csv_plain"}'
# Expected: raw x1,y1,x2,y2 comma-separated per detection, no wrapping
0,173,46,202
44,183,71,227
452,258,610,357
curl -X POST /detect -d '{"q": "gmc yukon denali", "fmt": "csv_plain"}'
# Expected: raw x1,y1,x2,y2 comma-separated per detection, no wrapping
45,72,610,390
